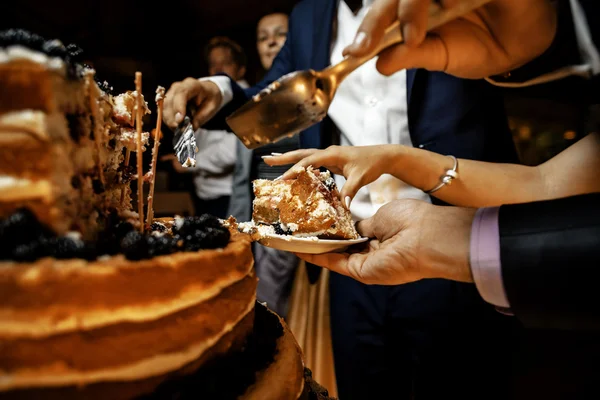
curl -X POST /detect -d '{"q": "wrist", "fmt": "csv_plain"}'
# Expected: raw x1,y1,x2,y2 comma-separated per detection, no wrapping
198,76,229,109
422,205,476,283
386,145,408,179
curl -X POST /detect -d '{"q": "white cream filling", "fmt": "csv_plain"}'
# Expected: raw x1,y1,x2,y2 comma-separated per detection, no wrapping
0,176,52,201
0,298,255,391
0,45,65,73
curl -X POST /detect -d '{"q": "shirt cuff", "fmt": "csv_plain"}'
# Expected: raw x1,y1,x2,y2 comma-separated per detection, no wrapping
199,76,233,110
469,207,510,309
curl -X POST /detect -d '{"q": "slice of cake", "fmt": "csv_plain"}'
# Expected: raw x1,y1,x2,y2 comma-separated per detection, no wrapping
251,166,359,240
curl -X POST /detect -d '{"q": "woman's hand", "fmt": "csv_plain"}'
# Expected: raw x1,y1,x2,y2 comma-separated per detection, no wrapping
264,145,400,207
342,0,556,79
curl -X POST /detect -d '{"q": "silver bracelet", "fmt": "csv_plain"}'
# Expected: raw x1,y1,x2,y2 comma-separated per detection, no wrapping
424,155,459,194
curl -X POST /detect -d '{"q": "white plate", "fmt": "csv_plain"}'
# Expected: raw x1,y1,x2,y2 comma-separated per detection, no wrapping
258,234,369,254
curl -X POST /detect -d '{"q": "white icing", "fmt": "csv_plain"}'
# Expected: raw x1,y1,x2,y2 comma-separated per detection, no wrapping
155,86,165,103
0,177,52,201
0,45,65,73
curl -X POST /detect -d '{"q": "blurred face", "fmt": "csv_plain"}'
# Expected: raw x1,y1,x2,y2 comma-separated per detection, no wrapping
256,13,289,70
207,46,245,81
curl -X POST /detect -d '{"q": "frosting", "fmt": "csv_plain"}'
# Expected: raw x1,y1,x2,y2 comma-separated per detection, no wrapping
0,177,52,201
0,45,65,73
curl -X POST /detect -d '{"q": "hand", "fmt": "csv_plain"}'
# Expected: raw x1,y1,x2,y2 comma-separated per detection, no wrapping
343,0,556,79
162,78,222,130
296,199,476,285
264,145,399,207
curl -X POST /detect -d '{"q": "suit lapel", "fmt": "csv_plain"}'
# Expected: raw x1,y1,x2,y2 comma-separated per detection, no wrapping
310,0,338,70
406,69,417,105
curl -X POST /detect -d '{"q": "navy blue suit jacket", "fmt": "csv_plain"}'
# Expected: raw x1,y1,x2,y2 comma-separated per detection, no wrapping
221,0,519,183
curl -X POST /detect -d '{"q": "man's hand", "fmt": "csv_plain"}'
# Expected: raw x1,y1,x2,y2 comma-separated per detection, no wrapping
343,0,556,79
162,78,223,131
296,199,477,285
264,145,399,207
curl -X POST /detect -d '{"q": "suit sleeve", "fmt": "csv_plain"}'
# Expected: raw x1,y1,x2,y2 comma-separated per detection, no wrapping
498,193,600,331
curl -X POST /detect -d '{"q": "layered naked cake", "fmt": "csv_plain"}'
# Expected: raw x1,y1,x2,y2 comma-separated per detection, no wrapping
0,29,303,400
249,166,359,240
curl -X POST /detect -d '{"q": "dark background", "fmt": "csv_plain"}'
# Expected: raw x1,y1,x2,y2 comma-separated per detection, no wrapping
2,0,600,166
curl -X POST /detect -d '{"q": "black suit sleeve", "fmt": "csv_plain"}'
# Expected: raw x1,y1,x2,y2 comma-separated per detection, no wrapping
498,193,600,331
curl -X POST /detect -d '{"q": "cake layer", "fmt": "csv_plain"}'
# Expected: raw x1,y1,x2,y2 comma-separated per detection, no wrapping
0,232,255,337
0,307,255,400
0,274,256,388
0,59,87,115
0,133,53,181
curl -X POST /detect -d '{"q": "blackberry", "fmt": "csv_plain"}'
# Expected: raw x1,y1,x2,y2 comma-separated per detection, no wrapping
146,235,177,257
120,231,150,261
81,241,100,261
0,29,45,51
272,223,289,235
12,242,46,262
95,231,120,257
66,43,84,62
0,208,54,248
45,236,86,259
173,214,222,237
114,221,134,240
183,226,230,251
42,39,67,58
150,222,167,233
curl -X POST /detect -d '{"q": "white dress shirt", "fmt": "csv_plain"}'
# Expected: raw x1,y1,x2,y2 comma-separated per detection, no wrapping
328,0,429,221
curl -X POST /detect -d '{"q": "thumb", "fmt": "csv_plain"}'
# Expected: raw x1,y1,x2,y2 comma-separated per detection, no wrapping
343,0,397,58
376,34,448,76
191,95,219,130
356,216,376,239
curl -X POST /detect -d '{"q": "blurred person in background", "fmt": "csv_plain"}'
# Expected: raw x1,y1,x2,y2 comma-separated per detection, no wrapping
227,11,300,321
162,36,249,219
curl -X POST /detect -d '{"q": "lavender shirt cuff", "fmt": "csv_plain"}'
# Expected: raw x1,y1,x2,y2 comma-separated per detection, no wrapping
470,207,510,309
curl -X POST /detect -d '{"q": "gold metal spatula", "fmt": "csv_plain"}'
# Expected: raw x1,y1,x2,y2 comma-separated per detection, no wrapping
226,0,491,149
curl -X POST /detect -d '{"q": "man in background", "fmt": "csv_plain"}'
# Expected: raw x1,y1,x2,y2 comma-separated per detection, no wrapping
163,36,249,218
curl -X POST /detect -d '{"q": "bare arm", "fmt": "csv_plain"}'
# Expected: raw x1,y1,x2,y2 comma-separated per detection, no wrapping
265,133,600,208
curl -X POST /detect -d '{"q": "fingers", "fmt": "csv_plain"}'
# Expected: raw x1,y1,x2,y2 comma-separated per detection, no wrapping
159,154,176,161
191,97,217,130
295,252,362,281
397,0,431,46
376,32,448,75
262,149,318,167
163,78,220,130
339,175,363,210
342,0,398,58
